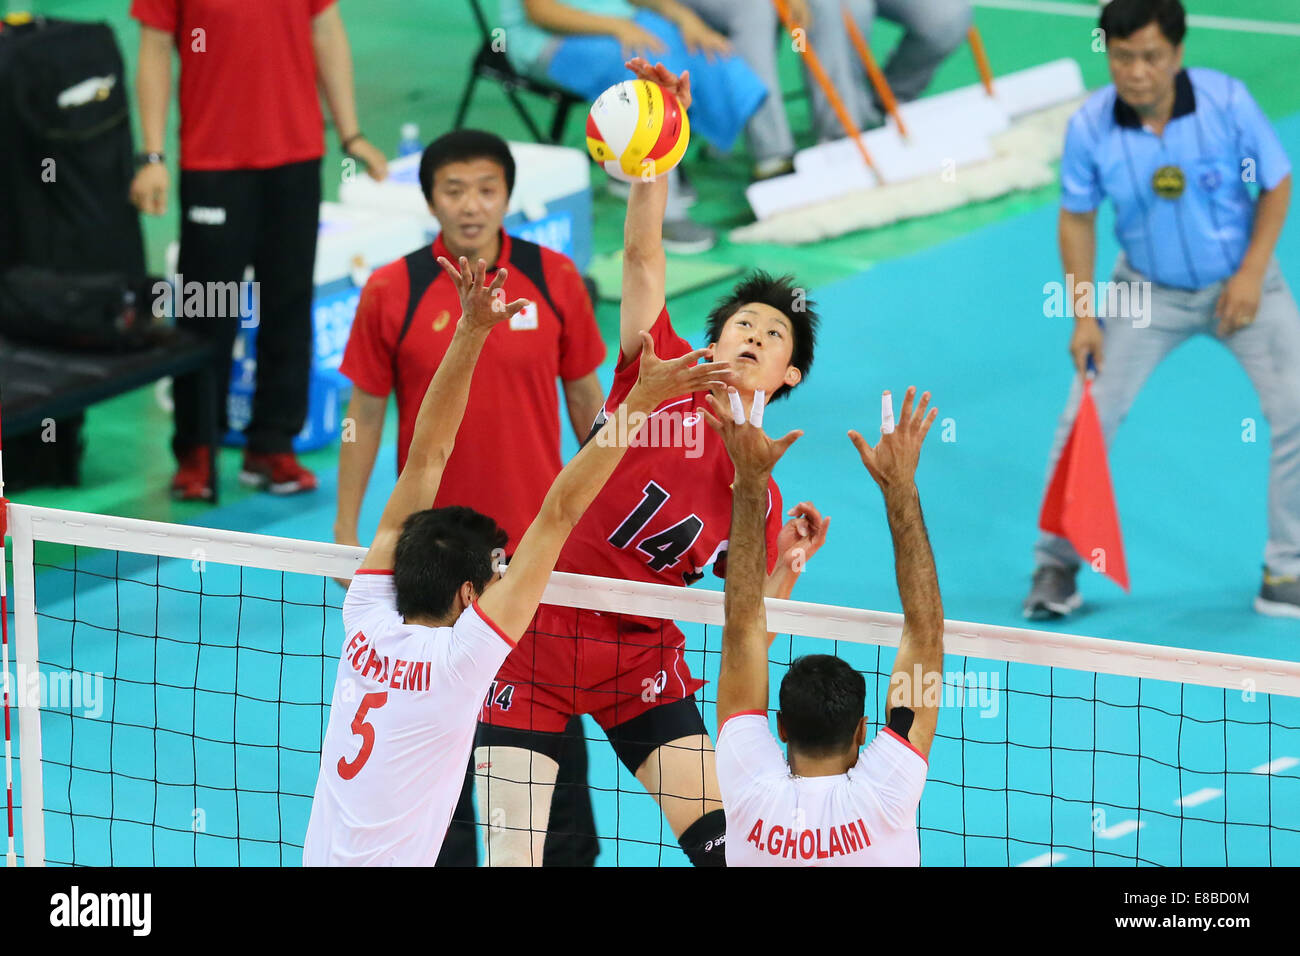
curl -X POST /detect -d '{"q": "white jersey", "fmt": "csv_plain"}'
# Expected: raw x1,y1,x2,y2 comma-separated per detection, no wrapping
716,712,927,866
303,571,514,866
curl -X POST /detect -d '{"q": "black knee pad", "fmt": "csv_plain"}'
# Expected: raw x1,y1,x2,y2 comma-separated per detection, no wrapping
677,808,727,867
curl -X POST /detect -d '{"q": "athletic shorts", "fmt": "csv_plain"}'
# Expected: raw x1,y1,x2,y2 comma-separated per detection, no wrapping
479,603,705,734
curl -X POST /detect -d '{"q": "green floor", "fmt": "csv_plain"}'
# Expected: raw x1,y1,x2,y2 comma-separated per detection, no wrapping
10,0,1300,522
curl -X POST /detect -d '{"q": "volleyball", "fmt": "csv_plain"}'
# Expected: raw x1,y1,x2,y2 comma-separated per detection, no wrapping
585,79,690,183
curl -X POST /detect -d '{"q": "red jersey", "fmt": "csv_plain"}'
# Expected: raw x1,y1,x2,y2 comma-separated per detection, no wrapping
130,0,335,171
340,231,606,551
557,307,783,587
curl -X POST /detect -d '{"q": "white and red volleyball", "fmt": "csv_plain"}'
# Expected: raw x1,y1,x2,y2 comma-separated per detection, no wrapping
585,79,690,183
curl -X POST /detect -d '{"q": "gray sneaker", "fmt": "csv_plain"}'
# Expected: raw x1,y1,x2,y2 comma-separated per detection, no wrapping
662,218,716,255
1255,568,1300,619
1023,565,1082,621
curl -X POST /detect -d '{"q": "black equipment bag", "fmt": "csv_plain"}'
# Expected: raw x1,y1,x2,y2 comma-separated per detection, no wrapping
0,15,145,275
0,266,162,351
0,16,149,352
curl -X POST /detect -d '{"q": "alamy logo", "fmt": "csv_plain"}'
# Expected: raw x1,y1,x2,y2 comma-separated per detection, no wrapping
152,273,258,325
49,886,151,936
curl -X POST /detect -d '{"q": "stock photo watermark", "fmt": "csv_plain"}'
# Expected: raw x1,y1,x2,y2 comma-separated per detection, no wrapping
151,274,259,328
889,664,1001,718
1043,275,1153,327
49,887,151,936
595,406,706,458
5,664,104,719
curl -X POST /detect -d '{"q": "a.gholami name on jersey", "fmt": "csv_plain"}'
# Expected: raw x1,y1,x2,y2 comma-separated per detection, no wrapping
343,631,433,692
745,817,872,861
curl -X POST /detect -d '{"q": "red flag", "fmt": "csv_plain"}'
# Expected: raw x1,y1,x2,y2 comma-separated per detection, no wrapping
1038,380,1129,591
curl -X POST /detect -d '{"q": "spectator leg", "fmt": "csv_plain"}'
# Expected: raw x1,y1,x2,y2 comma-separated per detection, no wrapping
172,168,260,464
805,0,876,141
246,159,322,455
1221,259,1300,576
678,0,796,163
874,0,972,103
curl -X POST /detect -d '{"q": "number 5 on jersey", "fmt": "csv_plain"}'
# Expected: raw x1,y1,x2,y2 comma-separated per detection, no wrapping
337,692,388,780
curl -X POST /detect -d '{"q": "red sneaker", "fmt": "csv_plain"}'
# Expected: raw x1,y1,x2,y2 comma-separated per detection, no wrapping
171,446,215,501
240,451,318,495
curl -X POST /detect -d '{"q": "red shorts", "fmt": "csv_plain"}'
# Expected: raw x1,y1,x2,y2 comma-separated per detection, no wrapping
479,603,705,733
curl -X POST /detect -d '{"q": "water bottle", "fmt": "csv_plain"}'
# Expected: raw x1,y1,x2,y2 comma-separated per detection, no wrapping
397,123,421,158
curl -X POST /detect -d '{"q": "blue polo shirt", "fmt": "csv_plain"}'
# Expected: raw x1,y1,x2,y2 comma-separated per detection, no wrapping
1061,68,1291,290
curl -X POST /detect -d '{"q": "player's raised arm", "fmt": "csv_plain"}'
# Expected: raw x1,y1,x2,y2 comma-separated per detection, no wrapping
357,258,527,572
849,388,944,759
618,59,690,360
478,335,734,640
700,389,803,726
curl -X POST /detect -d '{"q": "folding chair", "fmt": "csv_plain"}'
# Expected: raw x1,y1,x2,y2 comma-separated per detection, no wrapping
453,0,583,144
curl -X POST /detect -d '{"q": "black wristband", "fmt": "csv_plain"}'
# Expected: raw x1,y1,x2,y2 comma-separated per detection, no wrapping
341,132,364,154
135,151,165,168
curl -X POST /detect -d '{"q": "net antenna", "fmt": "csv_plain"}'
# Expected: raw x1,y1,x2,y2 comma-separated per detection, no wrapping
1,392,15,867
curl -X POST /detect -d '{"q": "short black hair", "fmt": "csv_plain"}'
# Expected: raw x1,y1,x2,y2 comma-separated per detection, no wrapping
1100,0,1186,47
392,506,508,621
778,655,866,757
704,270,819,402
418,129,516,204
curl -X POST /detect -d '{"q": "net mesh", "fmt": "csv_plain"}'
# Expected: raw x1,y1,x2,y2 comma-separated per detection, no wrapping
5,505,1299,867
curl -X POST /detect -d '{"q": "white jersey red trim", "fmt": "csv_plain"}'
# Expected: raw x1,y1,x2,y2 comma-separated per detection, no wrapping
716,713,927,867
303,574,514,866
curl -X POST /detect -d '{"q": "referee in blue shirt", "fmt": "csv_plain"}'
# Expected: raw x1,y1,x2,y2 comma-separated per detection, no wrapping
1024,0,1299,620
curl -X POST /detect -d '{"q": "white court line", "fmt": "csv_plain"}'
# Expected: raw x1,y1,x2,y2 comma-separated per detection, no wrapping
1250,756,1300,775
1176,788,1223,808
1097,820,1145,839
973,0,1300,37
1018,851,1066,866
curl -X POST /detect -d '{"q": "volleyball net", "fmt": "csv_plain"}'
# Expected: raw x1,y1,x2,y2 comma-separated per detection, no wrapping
4,502,1299,866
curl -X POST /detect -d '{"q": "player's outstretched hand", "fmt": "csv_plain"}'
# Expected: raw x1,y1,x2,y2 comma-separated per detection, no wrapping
849,387,937,493
773,500,830,577
629,330,733,410
625,57,692,111
437,255,529,333
626,329,733,411
700,386,802,481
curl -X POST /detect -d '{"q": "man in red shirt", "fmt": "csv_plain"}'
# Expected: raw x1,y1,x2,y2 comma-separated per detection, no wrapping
335,129,607,866
129,0,388,500
474,61,830,867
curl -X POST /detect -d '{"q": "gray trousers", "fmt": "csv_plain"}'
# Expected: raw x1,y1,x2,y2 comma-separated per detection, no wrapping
805,0,972,140
1035,256,1300,577
678,0,795,161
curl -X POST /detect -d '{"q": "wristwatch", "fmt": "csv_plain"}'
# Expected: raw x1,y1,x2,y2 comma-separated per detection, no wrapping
135,151,166,168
